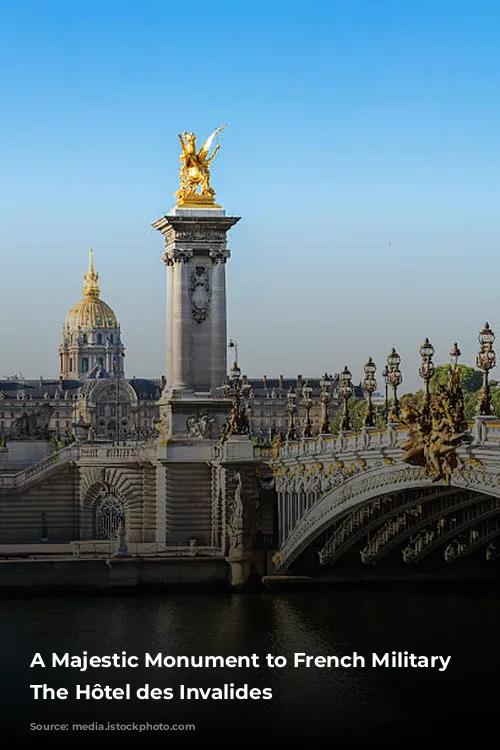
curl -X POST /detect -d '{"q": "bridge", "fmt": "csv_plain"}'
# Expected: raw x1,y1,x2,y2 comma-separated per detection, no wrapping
269,416,500,575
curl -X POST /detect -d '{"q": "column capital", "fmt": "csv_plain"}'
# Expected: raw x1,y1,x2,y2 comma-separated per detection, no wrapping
209,248,231,264
162,247,194,265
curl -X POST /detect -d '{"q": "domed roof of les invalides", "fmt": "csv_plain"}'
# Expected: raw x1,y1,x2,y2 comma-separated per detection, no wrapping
65,248,118,331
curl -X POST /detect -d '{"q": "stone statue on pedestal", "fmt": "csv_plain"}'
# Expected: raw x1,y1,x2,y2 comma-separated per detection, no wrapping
10,403,54,440
228,472,244,551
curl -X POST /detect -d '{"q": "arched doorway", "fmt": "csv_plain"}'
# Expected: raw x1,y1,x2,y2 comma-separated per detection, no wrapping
94,494,124,539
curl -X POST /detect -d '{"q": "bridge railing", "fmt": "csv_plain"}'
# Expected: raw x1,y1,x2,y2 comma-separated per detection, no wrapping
277,427,406,460
70,541,223,558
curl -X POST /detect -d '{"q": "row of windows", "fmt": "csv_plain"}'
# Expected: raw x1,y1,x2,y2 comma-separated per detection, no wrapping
82,357,104,373
98,404,128,417
81,333,114,345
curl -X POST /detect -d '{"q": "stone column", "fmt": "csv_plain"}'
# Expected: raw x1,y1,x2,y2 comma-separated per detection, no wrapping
210,250,229,394
166,259,174,386
171,251,193,391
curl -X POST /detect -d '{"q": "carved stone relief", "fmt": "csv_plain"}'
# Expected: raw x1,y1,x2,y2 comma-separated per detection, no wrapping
186,413,216,439
189,266,211,323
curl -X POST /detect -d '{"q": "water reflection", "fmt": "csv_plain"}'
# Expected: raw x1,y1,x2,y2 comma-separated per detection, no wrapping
1,590,499,740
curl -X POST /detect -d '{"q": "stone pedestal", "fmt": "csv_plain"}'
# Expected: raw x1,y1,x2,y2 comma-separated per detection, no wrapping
72,416,91,443
7,440,53,468
225,548,254,589
155,391,232,443
473,414,499,446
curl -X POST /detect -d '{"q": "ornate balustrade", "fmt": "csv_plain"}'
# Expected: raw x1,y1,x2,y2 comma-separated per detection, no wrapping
0,441,158,490
70,541,222,558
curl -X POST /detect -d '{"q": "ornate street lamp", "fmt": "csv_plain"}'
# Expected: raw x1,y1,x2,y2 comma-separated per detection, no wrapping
450,342,461,370
230,361,241,382
301,381,314,437
220,361,249,442
319,373,333,434
382,365,389,424
286,388,297,440
363,357,377,427
387,348,402,421
419,338,435,416
339,366,353,431
477,323,496,416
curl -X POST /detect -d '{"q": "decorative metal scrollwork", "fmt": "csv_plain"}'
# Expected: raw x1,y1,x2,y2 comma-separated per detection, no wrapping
95,495,124,539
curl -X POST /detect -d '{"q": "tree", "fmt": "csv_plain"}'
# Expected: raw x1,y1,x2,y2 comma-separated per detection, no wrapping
331,398,386,433
400,390,425,411
430,364,482,394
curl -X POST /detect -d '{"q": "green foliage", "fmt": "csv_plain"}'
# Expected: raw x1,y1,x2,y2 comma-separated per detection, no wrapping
331,398,386,434
430,364,482,394
400,390,425,411
463,390,479,421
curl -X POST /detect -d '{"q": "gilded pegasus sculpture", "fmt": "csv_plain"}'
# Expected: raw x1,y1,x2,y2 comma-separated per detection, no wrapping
176,126,226,206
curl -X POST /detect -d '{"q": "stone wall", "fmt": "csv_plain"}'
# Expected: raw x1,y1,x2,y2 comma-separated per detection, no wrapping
0,557,228,589
0,465,78,543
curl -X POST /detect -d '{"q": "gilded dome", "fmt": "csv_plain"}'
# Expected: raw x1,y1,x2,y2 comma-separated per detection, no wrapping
65,248,119,331
66,297,118,330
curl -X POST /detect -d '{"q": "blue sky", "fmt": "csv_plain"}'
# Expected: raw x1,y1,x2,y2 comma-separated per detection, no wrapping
1,0,499,389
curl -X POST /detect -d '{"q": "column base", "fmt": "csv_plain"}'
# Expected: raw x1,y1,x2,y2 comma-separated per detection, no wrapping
225,549,254,588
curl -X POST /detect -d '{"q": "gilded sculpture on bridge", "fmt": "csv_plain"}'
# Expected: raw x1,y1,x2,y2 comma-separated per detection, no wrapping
176,126,226,206
400,367,472,483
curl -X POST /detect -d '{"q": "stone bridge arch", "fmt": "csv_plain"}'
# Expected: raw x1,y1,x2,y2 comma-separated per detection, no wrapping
273,461,500,574
78,465,145,542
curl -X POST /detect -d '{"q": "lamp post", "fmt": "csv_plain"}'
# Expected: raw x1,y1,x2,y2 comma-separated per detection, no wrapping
477,323,496,416
339,366,353,431
419,338,435,417
286,388,297,440
363,357,377,427
301,381,314,437
228,338,238,367
382,365,389,425
220,360,250,441
387,348,402,421
450,342,461,370
319,373,333,434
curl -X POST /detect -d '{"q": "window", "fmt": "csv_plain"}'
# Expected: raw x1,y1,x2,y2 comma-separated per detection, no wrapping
110,405,116,417
98,404,105,417
69,358,73,371
121,403,127,417
98,357,103,367
82,358,89,373
109,334,114,344
82,333,88,344
97,333,103,344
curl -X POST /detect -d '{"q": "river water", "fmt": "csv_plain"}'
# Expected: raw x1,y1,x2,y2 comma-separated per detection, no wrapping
1,588,498,742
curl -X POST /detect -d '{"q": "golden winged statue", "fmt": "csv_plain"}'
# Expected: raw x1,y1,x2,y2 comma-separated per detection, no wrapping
400,367,472,484
175,126,226,206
